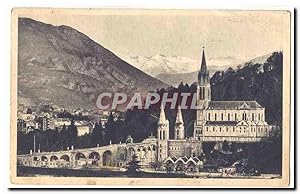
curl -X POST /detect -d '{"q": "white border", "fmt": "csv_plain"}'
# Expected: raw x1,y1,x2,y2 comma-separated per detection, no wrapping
0,0,297,191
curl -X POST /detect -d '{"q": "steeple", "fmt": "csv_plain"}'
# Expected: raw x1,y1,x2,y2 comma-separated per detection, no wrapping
200,46,207,74
175,105,184,124
174,105,185,140
198,46,209,84
158,105,168,124
157,105,169,161
157,105,169,140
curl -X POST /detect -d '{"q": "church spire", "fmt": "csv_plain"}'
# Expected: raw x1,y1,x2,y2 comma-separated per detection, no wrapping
158,104,168,124
175,105,184,124
200,46,207,74
174,105,185,140
198,46,209,84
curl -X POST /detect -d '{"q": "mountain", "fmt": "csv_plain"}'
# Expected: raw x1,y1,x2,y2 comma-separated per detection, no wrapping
154,53,276,87
120,54,199,77
155,66,222,87
210,52,283,125
155,72,198,87
121,54,233,78
17,18,168,110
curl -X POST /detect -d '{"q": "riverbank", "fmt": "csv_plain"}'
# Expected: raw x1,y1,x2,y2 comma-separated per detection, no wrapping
17,166,281,179
17,166,190,178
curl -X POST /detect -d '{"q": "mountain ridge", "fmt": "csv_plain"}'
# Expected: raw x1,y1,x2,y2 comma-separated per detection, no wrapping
18,18,168,109
153,52,278,87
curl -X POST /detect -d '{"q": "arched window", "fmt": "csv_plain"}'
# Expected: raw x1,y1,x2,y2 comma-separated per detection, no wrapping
228,113,230,121
163,131,165,140
202,87,205,99
215,113,217,121
221,113,223,121
208,113,210,120
252,113,255,121
199,87,202,100
235,113,237,121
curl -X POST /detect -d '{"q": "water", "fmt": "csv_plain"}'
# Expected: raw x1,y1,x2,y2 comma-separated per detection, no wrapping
17,166,190,178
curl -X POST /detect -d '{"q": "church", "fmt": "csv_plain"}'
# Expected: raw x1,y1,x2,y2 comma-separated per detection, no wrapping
156,47,274,162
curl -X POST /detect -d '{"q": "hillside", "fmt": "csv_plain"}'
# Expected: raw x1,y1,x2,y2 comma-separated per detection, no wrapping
17,18,168,109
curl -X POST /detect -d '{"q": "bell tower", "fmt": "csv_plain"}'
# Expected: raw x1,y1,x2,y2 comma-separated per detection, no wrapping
194,46,211,140
157,105,169,161
197,46,211,108
174,105,185,140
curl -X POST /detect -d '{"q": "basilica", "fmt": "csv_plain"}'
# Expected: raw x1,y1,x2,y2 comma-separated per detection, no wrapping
156,47,274,162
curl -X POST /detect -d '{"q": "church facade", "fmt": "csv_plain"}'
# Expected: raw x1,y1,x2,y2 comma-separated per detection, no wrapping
193,48,274,142
156,47,274,162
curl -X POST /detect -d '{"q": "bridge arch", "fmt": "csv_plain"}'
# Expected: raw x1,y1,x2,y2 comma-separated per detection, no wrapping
102,150,113,166
60,154,70,162
137,146,147,160
88,152,101,166
127,147,135,159
41,156,48,162
50,155,58,161
74,152,86,160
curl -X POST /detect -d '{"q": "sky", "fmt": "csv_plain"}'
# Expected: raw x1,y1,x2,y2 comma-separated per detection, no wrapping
23,10,290,63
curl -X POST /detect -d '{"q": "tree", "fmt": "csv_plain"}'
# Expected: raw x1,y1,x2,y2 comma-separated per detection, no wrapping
91,122,103,146
126,154,141,174
67,120,78,146
26,108,32,114
222,140,229,152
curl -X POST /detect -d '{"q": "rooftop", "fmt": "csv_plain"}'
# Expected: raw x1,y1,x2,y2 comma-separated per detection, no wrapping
207,101,263,110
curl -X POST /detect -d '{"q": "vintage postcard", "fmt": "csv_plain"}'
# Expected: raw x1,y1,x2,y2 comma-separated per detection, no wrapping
10,8,292,187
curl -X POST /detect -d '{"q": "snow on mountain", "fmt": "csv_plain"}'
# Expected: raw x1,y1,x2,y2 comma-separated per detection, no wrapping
120,54,238,77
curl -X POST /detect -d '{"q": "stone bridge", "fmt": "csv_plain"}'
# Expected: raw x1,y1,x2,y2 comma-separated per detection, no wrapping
17,137,158,169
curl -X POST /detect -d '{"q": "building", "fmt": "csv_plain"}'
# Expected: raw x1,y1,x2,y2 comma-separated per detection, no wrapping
157,105,202,162
48,118,71,131
76,125,90,136
193,47,274,142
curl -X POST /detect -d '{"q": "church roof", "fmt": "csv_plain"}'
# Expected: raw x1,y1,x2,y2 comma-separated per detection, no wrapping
207,101,263,110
